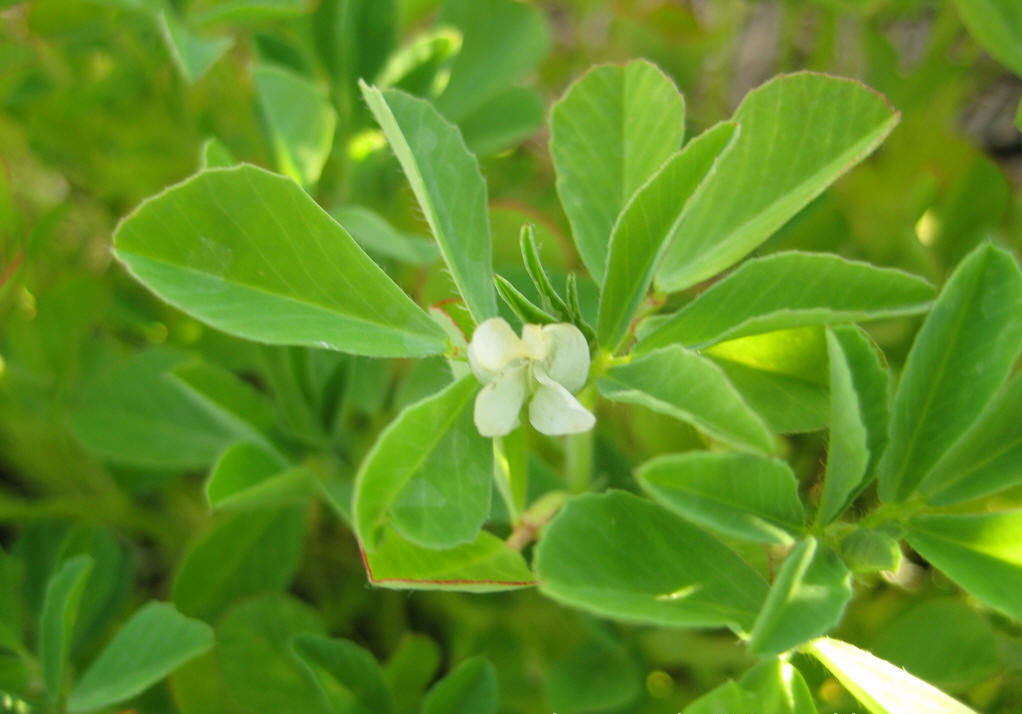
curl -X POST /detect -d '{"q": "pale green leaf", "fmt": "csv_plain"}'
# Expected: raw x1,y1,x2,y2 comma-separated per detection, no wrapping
353,375,491,550
290,634,395,714
640,252,932,351
200,137,237,168
40,555,93,704
360,82,496,323
534,491,769,632
739,659,817,714
954,0,1022,77
749,537,851,655
599,122,739,349
838,528,902,574
157,12,233,83
637,451,804,544
67,603,213,713
421,657,497,714
598,346,774,454
807,637,978,714
656,73,899,292
551,60,686,283
879,243,1022,502
114,165,447,358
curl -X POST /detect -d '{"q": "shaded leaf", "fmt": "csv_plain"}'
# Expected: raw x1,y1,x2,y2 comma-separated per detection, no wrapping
291,634,395,714
157,12,233,83
39,555,93,704
421,657,497,714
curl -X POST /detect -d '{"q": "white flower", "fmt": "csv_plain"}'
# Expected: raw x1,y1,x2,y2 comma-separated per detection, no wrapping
468,317,595,437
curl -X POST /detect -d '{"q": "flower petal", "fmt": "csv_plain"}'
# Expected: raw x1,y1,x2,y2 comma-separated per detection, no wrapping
474,365,528,437
468,317,522,382
540,323,590,393
520,323,550,362
529,370,595,436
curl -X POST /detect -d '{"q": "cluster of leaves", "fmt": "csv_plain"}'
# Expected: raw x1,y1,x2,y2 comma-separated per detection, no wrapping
2,1,1022,713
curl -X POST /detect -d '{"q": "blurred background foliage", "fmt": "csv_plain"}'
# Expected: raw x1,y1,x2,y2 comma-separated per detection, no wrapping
1,0,1021,712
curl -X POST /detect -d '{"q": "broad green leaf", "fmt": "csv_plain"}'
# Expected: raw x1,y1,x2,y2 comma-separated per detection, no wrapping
656,73,899,292
361,527,535,593
879,243,1022,502
253,63,336,187
353,376,491,550
817,328,872,525
435,0,548,121
637,451,804,544
114,165,447,358
871,598,999,693
640,252,933,351
291,634,395,714
217,594,330,714
0,547,23,653
201,137,237,168
205,442,313,509
458,87,544,156
67,602,213,713
683,681,749,714
332,205,439,266
907,511,1022,622
807,637,978,714
711,358,829,434
598,346,774,454
551,60,686,283
157,12,233,83
40,555,93,703
749,537,852,655
535,491,769,632
954,0,1022,77
598,122,739,350
71,349,238,469
172,506,305,621
190,0,309,27
739,659,817,714
360,82,496,323
921,373,1022,505
421,657,497,714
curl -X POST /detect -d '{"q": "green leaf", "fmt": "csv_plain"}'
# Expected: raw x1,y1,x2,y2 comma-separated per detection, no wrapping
421,657,497,714
598,346,774,454
640,252,933,351
599,122,739,350
39,555,93,704
157,12,233,83
190,0,309,27
546,626,642,714
205,442,313,509
520,224,570,319
638,451,804,544
360,82,496,324
921,373,1022,505
879,243,1022,502
907,510,1022,622
67,602,213,713
954,0,1022,77
0,547,24,653
656,73,899,292
172,506,305,621
353,375,491,550
58,527,132,653
253,63,337,187
838,529,902,574
458,87,544,156
384,634,441,714
711,357,829,434
534,491,769,632
739,658,817,714
435,0,548,121
201,136,238,168
807,637,978,714
361,527,535,593
817,328,872,525
217,594,330,714
71,349,238,469
749,537,852,656
332,205,439,266
870,598,999,693
495,274,557,325
114,165,447,358
290,634,395,714
683,681,749,714
551,60,686,283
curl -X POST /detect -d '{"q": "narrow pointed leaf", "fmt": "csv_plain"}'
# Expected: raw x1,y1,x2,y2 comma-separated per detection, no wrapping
495,274,557,325
598,122,739,349
361,82,496,323
353,376,492,550
598,346,774,454
421,657,497,714
637,451,804,544
520,224,569,318
749,537,852,655
656,73,899,292
879,243,1022,502
40,555,93,703
641,252,933,351
535,491,769,632
67,603,213,713
551,60,686,283
114,165,446,358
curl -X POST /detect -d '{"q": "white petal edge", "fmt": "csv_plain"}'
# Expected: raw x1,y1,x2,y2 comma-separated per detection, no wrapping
529,370,595,436
473,366,528,437
468,317,521,382
540,323,590,393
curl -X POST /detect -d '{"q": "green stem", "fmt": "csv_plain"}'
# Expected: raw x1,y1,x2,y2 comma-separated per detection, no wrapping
566,385,596,493
493,436,521,524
